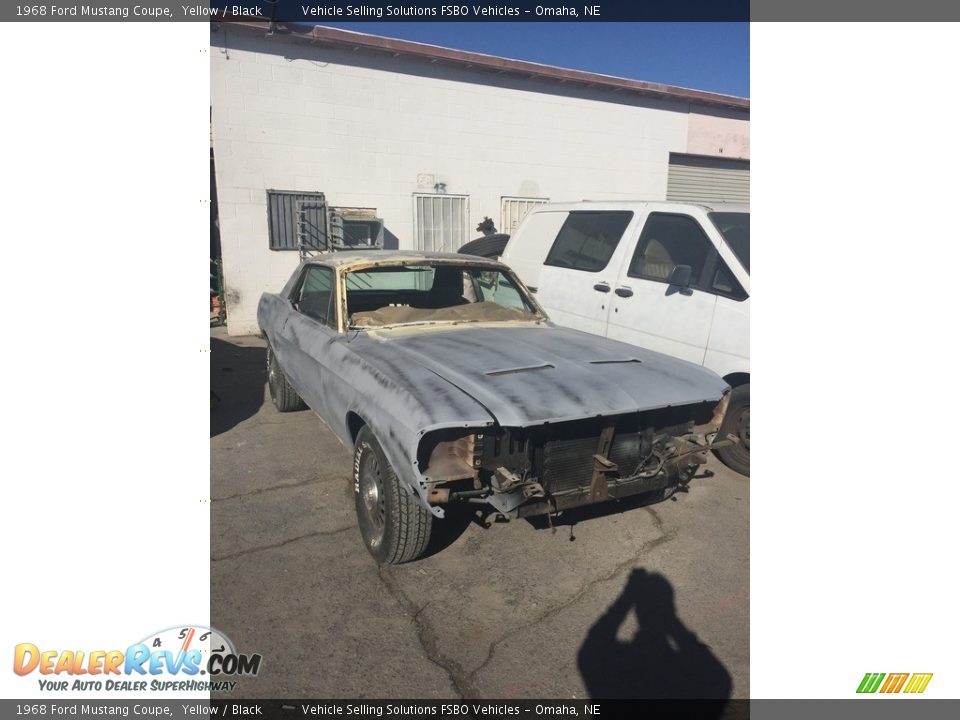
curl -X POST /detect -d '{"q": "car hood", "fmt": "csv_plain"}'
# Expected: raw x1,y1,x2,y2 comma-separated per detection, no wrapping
360,323,729,428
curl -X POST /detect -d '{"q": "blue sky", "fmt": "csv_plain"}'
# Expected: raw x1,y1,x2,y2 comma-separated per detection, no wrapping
323,23,749,98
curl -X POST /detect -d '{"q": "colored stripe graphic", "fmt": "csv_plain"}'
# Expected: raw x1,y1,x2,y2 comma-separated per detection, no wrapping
903,673,933,694
880,673,909,693
857,673,885,693
858,672,932,694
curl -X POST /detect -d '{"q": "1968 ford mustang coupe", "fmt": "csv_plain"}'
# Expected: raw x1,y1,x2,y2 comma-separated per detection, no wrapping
258,251,734,563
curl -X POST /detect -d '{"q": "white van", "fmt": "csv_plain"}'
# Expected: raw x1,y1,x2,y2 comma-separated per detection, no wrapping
501,201,749,475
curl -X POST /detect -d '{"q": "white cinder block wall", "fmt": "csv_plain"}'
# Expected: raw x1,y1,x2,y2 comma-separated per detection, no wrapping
210,26,749,335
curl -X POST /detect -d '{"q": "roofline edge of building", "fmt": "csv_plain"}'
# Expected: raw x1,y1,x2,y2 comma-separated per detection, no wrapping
212,20,750,113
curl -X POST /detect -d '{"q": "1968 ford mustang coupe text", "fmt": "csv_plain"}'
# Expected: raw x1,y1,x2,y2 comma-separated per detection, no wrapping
258,251,734,563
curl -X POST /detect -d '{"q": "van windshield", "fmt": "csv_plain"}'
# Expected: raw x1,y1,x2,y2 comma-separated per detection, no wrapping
708,212,749,274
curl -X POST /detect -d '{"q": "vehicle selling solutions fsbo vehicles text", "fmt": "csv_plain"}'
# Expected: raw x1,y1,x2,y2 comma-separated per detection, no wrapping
298,5,587,17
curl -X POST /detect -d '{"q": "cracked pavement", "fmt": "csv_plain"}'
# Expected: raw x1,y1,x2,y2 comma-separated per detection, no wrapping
210,327,749,699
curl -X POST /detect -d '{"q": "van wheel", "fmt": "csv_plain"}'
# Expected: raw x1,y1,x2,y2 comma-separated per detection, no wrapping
267,343,306,412
715,384,749,477
354,426,433,564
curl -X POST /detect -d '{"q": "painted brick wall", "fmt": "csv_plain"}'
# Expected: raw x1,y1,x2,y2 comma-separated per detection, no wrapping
210,26,747,335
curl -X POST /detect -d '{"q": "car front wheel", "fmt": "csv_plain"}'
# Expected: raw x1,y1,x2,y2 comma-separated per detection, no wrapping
715,384,749,477
353,426,433,564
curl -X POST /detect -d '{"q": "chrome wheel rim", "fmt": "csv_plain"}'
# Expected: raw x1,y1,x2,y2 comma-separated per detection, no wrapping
267,349,279,400
359,451,386,545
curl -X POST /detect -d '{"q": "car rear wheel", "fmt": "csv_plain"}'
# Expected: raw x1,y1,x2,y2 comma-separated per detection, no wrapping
266,343,306,412
715,384,749,477
353,426,433,564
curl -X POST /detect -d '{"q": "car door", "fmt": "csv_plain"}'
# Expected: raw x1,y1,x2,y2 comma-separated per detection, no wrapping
534,210,636,336
606,212,727,365
274,264,339,419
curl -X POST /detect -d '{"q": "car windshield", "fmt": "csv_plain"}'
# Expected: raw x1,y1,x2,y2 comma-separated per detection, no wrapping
345,263,540,329
708,212,749,273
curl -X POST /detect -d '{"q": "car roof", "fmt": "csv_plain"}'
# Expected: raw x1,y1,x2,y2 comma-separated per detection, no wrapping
525,200,749,214
304,249,508,271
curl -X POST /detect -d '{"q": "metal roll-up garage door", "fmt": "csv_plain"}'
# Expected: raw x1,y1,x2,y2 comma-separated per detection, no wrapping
667,153,750,204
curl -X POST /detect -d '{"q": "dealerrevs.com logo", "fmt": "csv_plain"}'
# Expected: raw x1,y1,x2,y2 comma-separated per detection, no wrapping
857,672,933,694
13,625,261,693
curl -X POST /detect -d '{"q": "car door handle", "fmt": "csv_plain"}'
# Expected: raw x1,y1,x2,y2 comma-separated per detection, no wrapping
614,287,634,298
593,283,611,293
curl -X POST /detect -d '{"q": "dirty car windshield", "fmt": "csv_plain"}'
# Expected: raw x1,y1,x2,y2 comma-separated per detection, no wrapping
708,212,749,273
346,264,538,328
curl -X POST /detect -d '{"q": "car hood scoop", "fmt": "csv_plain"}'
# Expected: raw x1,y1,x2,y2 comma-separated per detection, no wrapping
369,325,728,427
485,363,555,376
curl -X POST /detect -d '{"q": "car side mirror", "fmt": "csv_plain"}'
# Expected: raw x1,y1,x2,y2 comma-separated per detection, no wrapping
668,264,693,288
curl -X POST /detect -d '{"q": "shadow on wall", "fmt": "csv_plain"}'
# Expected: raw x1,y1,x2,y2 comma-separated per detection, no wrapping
382,227,400,250
578,569,732,708
210,336,267,438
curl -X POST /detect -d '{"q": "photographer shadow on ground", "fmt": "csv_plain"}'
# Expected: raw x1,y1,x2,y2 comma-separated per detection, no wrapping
578,569,732,706
210,335,268,438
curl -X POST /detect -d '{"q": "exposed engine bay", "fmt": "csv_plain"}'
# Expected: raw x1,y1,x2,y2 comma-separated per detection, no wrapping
418,396,733,519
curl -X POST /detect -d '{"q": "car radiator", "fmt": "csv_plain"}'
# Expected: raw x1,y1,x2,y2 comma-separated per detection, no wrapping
539,432,644,494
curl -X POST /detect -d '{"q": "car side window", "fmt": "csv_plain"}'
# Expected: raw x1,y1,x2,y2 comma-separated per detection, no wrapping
629,214,714,287
295,266,336,328
544,211,633,273
475,270,526,309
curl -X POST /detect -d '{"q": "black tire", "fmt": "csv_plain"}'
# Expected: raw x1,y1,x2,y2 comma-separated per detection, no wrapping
353,426,433,564
715,384,749,477
266,343,306,412
458,233,510,259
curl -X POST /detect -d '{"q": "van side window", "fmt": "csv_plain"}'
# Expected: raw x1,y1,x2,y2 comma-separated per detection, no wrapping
295,266,336,328
629,214,714,286
710,261,748,301
544,211,633,273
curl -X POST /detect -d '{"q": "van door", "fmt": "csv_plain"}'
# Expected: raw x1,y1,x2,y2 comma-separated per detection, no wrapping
534,210,636,336
606,212,725,364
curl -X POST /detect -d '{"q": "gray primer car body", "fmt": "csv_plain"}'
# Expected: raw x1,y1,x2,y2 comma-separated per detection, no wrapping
257,251,730,520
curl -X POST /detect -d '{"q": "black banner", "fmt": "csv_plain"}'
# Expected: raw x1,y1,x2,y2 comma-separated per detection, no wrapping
6,0,960,21
6,699,960,720
0,699,747,720
211,0,749,22
4,0,750,23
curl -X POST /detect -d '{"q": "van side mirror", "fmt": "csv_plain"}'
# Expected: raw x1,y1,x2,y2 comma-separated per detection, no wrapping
668,264,693,288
